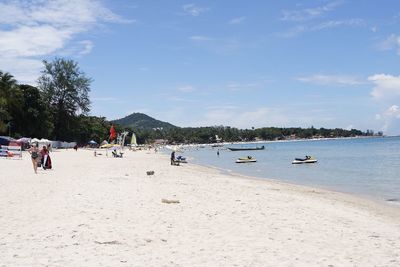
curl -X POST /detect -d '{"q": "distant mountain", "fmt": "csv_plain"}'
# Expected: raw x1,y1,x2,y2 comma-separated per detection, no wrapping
111,113,177,130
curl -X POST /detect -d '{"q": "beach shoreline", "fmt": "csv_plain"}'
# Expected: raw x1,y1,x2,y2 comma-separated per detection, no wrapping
163,151,400,220
1,149,400,266
194,160,400,211
172,136,400,206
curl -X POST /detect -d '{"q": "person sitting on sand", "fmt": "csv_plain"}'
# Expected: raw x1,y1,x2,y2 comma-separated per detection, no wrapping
28,143,40,174
112,149,123,158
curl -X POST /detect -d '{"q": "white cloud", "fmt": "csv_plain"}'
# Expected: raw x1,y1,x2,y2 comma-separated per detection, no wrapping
183,4,208,17
0,0,131,84
378,34,400,55
0,25,69,57
279,19,364,37
0,57,43,84
281,1,342,21
369,74,400,134
375,105,400,133
368,74,400,99
79,40,94,55
229,17,246,25
312,19,364,30
387,105,400,117
297,74,363,86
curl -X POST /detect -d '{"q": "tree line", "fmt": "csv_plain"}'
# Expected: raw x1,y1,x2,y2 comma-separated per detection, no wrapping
0,58,111,143
125,125,379,145
1,58,379,145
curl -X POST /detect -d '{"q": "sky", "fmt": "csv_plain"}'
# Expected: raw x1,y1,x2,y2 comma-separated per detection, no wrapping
1,0,400,134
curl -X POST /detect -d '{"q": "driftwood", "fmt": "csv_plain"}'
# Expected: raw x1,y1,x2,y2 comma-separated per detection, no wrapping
161,198,180,204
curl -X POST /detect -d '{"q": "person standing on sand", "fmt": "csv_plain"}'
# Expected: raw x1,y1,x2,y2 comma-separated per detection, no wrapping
28,143,40,174
171,151,175,165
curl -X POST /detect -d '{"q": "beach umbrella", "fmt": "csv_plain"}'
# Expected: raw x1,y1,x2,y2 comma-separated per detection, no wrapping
16,137,31,143
30,138,40,144
0,136,12,146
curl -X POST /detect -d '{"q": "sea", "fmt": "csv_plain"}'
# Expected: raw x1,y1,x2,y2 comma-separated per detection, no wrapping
174,137,400,205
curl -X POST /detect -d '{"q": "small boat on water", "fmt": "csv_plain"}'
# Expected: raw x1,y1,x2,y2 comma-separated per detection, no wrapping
292,156,318,164
236,156,257,163
228,145,265,151
211,144,224,147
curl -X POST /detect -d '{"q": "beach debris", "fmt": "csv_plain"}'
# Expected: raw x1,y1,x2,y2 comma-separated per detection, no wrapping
146,171,155,175
161,198,180,204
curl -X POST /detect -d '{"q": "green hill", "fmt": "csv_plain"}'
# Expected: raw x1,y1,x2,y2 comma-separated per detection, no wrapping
111,113,177,130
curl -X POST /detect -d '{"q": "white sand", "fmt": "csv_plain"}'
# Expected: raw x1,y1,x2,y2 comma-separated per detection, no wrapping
1,149,400,266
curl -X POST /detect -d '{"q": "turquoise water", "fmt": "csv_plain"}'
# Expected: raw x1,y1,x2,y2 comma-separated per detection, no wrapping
177,137,400,203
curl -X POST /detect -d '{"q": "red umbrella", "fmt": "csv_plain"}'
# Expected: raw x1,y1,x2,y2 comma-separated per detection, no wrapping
109,125,116,140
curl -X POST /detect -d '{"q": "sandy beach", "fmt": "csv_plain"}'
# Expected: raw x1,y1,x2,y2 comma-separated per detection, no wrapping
1,149,400,266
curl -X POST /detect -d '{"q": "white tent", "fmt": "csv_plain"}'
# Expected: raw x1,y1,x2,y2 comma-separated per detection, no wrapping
30,138,40,144
30,138,52,149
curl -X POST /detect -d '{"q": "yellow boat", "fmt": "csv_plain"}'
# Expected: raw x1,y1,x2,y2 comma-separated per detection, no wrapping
100,144,121,149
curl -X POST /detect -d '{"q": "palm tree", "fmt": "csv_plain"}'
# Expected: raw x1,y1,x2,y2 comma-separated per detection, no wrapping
0,71,18,134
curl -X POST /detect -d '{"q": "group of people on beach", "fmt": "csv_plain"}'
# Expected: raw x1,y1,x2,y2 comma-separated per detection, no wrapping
28,143,52,174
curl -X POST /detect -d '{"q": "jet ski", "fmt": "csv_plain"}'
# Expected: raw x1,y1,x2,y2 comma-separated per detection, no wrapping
236,156,257,163
176,155,187,163
292,156,317,164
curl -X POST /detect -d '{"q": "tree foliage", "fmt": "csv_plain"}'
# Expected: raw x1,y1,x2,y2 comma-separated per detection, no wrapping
0,71,19,134
38,58,92,140
113,125,377,145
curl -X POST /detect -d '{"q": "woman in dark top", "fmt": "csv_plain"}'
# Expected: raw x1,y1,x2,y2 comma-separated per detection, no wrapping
28,143,40,174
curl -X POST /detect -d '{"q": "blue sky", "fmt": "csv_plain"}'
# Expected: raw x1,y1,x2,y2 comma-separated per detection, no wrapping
1,1,400,134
